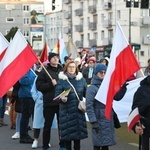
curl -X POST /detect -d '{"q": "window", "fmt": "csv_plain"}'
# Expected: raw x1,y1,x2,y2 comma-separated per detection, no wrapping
101,14,105,21
23,5,29,11
23,18,29,25
108,12,113,20
23,31,29,37
117,10,121,20
81,34,84,42
87,17,90,24
88,33,90,40
6,17,15,23
108,29,113,38
81,2,83,9
101,30,104,40
80,18,84,25
140,51,144,56
94,32,97,39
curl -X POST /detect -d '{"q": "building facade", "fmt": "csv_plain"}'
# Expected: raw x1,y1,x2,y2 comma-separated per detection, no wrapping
61,0,150,67
0,0,44,53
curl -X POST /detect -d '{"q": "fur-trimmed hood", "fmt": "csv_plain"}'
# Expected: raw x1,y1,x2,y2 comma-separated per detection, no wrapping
58,71,83,81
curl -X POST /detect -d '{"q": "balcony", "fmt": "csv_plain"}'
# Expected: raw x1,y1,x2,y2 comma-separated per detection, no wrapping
103,20,112,28
142,16,150,25
63,0,71,4
103,2,112,10
75,8,83,16
64,27,71,34
89,39,97,47
64,12,71,19
88,22,97,30
88,5,96,14
75,25,83,32
102,38,113,46
75,40,83,47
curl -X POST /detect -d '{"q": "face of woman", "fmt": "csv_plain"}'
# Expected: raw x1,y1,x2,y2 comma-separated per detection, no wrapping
67,63,76,75
97,70,106,79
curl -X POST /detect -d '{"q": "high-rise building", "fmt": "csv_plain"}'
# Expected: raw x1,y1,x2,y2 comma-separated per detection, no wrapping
61,0,150,67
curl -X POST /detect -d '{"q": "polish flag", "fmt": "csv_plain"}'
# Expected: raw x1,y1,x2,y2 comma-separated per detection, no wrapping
39,42,48,63
0,30,38,97
0,32,9,61
127,107,140,131
95,22,140,119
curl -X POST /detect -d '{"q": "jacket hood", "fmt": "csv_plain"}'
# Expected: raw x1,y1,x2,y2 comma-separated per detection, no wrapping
58,71,83,81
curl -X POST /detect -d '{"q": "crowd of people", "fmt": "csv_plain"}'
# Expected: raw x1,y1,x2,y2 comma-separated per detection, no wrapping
0,49,150,150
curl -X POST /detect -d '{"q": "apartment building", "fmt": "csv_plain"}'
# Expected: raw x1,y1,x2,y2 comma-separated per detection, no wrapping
45,12,62,50
62,0,150,67
0,0,44,53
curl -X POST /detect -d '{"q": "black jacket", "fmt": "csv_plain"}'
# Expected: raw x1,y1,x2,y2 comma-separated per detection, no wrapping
132,76,150,137
36,63,63,107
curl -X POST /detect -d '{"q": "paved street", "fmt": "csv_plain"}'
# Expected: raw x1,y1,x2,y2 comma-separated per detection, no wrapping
0,115,140,150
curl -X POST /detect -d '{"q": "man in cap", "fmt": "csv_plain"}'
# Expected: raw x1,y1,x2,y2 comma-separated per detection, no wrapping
36,52,63,150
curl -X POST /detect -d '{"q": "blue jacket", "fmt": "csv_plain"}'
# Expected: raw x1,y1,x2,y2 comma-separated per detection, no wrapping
55,72,88,141
86,75,116,147
18,70,35,98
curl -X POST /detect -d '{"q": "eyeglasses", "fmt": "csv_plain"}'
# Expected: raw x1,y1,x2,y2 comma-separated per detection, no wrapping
68,66,76,69
99,71,106,74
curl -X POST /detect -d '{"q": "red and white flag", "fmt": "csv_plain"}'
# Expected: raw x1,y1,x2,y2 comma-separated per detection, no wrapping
127,107,140,131
95,22,140,119
0,32,9,61
0,30,38,97
39,41,48,63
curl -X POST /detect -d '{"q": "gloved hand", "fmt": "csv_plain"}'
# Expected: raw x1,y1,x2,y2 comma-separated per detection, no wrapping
91,122,99,134
61,96,67,103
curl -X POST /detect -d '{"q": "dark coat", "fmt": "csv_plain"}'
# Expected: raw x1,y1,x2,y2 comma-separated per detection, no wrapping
82,66,94,85
36,63,63,107
55,72,88,141
86,75,116,146
132,76,150,137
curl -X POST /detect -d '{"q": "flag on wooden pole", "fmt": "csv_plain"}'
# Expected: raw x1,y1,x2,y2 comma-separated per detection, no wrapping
0,30,38,97
39,41,48,63
95,22,141,119
66,37,80,60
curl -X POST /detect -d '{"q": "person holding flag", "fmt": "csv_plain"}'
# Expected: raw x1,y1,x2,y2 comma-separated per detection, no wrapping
86,63,128,150
36,52,63,150
131,75,150,150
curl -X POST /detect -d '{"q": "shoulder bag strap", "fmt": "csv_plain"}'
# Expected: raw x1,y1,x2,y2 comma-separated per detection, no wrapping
66,79,80,101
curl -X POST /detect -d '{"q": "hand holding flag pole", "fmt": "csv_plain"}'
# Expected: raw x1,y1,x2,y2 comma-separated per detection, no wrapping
38,59,53,80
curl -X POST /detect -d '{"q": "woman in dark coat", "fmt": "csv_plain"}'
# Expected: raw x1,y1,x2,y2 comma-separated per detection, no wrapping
55,61,88,150
86,63,127,150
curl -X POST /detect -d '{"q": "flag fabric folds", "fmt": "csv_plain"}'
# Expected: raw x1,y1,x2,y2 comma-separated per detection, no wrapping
39,42,48,63
0,32,9,61
127,107,140,131
95,22,140,120
66,38,80,60
0,30,38,97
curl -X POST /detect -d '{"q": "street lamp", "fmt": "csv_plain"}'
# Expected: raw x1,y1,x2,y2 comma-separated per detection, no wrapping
147,34,150,59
